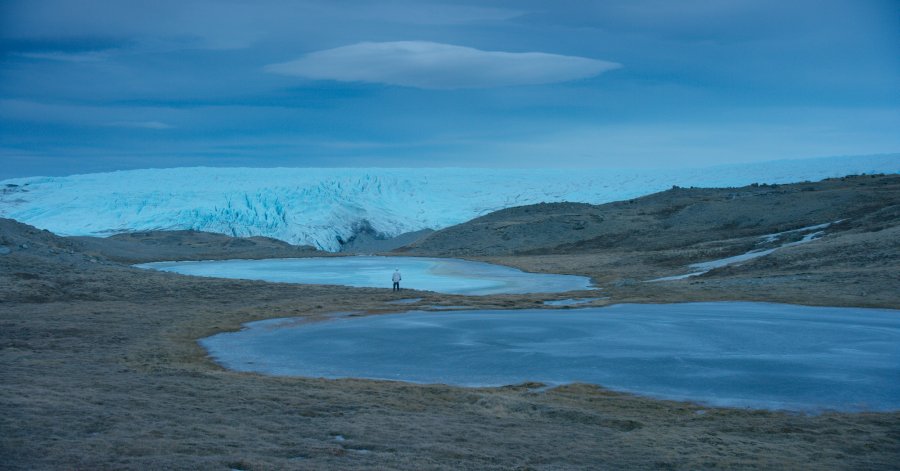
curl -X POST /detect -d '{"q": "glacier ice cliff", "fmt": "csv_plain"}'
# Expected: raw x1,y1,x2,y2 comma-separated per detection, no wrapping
1,156,898,252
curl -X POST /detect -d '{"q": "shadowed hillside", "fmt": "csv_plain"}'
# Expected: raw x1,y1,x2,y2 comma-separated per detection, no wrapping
72,230,320,264
399,174,899,257
398,174,900,307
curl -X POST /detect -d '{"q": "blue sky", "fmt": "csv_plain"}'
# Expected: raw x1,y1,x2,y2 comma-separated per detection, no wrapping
1,0,898,179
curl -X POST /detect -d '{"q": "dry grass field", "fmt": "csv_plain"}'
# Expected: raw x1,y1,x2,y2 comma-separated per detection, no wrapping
2,175,899,469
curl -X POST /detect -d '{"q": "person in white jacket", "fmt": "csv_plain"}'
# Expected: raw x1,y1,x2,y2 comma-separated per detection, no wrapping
392,269,402,291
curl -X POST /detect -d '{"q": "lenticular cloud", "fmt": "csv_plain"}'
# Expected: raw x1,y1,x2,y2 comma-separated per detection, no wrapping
265,41,621,89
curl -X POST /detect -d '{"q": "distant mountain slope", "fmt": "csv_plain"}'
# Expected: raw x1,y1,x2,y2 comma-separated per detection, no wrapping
0,218,320,266
1,155,897,251
399,174,900,257
72,231,319,264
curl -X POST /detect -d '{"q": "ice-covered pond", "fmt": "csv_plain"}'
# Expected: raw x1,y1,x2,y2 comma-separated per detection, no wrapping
137,256,594,295
201,302,900,412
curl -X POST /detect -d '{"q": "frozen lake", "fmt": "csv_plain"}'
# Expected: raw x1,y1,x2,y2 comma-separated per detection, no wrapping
138,256,594,295
201,302,900,412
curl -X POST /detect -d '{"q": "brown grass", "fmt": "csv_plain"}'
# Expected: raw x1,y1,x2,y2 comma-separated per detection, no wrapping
3,257,899,470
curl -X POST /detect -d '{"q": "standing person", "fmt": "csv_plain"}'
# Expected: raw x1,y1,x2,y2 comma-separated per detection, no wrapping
392,269,402,291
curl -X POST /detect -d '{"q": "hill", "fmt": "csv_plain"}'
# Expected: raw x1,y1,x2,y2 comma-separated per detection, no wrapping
400,174,898,256
72,230,318,264
399,174,900,307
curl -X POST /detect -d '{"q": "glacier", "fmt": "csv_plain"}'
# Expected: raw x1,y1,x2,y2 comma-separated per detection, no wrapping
1,155,898,252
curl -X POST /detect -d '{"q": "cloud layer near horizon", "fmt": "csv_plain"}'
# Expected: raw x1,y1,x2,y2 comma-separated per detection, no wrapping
265,41,621,89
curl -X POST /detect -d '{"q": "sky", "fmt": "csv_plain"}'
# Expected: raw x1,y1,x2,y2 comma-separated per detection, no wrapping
1,0,898,179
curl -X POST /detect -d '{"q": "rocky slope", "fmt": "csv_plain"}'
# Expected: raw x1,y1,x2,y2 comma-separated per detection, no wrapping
72,230,319,264
1,218,320,264
397,174,900,307
399,174,899,258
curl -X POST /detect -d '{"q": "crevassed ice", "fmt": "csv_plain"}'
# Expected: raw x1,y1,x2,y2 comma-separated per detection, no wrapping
1,157,896,251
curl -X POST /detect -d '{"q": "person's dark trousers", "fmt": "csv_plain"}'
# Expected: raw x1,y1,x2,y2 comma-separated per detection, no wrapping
393,282,400,291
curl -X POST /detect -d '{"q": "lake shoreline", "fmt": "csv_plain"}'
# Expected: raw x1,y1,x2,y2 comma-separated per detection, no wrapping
3,215,899,469
136,255,595,295
200,302,900,414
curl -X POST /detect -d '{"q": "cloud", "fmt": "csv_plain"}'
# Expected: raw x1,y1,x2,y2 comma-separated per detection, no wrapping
1,1,522,51
0,99,176,129
16,50,114,62
107,121,174,130
265,41,620,89
475,108,900,168
516,0,872,43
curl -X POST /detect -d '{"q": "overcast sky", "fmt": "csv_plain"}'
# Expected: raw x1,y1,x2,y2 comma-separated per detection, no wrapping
1,0,898,178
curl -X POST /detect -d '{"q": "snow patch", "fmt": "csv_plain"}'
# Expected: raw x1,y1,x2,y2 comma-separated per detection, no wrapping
543,297,605,306
649,220,842,282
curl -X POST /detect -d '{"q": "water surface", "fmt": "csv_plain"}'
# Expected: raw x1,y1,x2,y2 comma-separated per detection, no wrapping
200,302,900,412
138,256,594,295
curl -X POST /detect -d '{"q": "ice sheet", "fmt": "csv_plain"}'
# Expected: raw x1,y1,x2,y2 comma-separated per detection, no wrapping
200,302,900,412
138,256,595,295
3,160,894,251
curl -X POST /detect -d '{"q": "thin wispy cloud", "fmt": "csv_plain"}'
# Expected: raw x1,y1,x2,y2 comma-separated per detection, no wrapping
107,121,174,130
0,99,179,133
265,41,621,89
17,50,114,62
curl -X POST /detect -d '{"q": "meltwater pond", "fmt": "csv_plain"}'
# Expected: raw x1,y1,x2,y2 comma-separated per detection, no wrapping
200,302,900,412
138,256,593,295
